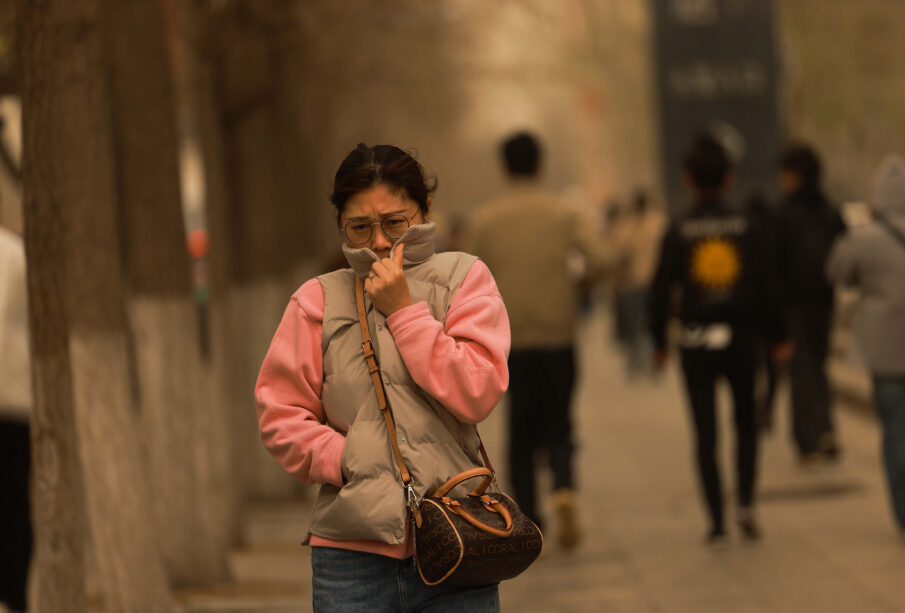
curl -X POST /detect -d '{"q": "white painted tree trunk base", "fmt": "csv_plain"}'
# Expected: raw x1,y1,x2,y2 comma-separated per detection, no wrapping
129,295,233,586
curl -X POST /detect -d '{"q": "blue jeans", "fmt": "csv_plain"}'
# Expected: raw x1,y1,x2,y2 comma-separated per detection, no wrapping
311,547,500,612
873,376,905,530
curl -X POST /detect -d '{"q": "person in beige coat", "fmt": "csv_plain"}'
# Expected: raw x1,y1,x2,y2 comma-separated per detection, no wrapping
469,132,608,550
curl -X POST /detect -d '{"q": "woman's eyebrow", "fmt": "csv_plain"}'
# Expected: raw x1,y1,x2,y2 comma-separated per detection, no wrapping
347,209,407,221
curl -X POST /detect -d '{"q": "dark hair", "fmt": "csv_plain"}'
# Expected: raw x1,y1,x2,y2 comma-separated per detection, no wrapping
779,144,822,188
682,133,731,191
501,131,541,176
329,143,436,224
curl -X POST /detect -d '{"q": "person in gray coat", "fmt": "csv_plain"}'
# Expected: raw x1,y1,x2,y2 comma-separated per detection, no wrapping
827,154,905,536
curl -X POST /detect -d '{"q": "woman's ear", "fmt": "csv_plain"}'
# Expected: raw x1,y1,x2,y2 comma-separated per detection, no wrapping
424,197,432,221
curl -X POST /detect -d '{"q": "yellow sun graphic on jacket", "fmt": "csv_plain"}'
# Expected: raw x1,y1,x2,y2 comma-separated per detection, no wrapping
690,238,741,289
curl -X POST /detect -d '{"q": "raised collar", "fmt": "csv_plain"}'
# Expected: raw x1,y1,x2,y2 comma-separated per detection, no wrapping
341,221,437,278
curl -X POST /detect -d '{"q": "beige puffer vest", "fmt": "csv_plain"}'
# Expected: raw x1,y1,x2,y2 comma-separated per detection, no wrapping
309,223,485,544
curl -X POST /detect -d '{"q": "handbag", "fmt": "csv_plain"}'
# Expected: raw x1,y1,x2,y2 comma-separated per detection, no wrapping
355,276,543,587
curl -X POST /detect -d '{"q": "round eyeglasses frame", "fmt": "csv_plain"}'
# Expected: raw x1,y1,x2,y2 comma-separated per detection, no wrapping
342,211,421,245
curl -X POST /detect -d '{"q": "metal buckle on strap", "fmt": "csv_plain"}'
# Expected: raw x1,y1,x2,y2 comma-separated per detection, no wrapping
491,473,500,492
406,483,420,512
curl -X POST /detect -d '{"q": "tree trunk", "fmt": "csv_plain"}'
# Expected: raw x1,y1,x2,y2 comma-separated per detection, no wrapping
18,1,170,610
100,0,231,585
20,71,88,613
208,1,318,499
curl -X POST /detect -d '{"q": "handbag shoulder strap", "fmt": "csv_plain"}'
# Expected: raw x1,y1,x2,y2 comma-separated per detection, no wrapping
355,276,412,485
354,276,497,486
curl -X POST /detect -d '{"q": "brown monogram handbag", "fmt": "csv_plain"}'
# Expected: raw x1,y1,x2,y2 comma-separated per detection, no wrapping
355,277,543,588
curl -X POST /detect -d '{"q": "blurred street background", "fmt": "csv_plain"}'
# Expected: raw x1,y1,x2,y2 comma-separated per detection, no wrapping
176,307,900,612
1,1,905,611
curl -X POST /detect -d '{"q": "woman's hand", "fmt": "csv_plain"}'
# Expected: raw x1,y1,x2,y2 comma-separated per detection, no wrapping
365,243,413,316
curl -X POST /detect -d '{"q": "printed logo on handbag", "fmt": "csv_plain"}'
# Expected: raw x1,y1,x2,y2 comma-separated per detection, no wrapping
355,276,543,588
413,478,543,587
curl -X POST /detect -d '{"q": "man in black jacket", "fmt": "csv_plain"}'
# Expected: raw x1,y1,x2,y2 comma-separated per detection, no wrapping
776,145,846,463
650,135,790,543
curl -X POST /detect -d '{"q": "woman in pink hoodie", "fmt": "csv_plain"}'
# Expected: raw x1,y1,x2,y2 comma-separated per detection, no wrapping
255,144,510,612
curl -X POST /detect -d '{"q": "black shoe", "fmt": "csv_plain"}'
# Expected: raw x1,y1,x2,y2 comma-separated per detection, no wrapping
821,445,842,462
737,517,761,541
798,450,819,463
705,528,728,546
818,433,842,462
736,505,761,540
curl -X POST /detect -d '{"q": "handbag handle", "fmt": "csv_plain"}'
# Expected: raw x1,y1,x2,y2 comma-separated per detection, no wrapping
432,467,493,498
444,497,514,537
354,276,497,491
433,468,515,537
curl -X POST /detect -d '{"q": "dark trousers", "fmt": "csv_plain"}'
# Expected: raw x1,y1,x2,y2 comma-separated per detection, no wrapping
507,346,576,529
754,337,780,431
0,418,32,611
788,303,835,454
680,339,758,532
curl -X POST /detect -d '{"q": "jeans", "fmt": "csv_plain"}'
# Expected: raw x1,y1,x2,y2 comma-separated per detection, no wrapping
507,346,577,529
311,547,500,613
873,376,905,530
680,336,758,532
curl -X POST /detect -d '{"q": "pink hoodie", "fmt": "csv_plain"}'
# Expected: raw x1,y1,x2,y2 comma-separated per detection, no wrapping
255,259,510,558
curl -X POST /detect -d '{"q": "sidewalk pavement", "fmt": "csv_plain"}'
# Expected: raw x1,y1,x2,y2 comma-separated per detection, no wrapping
178,307,905,612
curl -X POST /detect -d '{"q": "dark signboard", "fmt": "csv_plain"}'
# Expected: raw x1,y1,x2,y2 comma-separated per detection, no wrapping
651,0,780,212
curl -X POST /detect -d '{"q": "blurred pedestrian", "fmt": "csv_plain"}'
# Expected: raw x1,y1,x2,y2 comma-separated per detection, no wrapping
604,202,631,348
776,144,846,463
616,190,666,378
562,186,605,316
256,144,510,611
469,131,607,550
827,154,905,537
649,134,789,544
746,191,781,431
0,223,32,613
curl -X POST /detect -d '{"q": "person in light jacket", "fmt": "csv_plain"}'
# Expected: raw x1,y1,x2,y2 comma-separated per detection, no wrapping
256,144,510,612
827,154,905,536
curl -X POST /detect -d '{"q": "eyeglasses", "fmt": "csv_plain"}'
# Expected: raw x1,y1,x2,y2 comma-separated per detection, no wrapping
343,211,420,245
